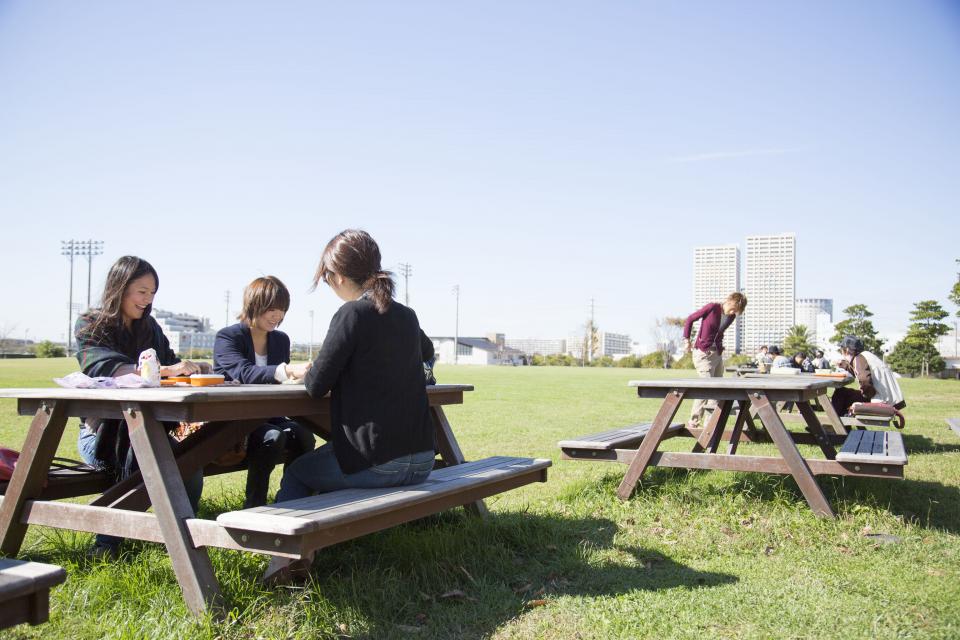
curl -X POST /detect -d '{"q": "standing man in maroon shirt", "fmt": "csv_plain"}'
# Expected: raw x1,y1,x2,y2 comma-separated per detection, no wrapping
683,292,748,428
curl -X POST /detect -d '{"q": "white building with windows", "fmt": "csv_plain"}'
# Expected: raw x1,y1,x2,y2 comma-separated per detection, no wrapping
693,244,741,353
154,309,217,355
505,338,567,356
598,331,631,356
430,334,523,365
795,298,833,346
742,233,796,354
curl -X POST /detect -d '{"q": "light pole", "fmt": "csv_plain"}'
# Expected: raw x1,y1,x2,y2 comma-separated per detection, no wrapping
61,241,78,356
77,240,104,308
453,285,460,365
224,291,231,328
399,263,412,306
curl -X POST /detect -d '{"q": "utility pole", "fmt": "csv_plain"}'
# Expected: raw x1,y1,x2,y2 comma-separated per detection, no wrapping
61,241,78,356
399,263,412,306
309,310,315,360
224,291,231,328
453,285,460,365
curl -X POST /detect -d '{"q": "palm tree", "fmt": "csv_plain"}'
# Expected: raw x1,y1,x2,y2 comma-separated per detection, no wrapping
782,325,816,355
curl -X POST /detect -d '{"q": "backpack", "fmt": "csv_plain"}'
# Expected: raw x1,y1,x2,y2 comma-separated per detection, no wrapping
859,351,906,410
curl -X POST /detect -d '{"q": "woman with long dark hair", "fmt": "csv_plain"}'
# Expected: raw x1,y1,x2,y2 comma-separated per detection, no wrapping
263,230,435,580
75,255,208,557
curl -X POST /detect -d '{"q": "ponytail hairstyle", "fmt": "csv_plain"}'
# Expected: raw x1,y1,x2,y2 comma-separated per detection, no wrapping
312,229,395,314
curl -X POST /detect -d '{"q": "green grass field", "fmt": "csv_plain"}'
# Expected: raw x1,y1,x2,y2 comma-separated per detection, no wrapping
2,358,959,639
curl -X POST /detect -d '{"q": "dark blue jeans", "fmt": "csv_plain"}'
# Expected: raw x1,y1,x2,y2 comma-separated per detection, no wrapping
78,426,204,549
244,419,316,508
275,444,434,503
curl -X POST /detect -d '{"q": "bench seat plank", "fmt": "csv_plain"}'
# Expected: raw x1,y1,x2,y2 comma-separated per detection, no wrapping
841,416,894,429
835,431,907,465
216,456,550,536
558,423,684,450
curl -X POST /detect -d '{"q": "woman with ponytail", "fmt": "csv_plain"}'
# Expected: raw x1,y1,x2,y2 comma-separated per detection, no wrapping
265,230,435,579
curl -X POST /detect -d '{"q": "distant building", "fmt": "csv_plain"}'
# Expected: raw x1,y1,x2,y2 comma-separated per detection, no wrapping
505,337,567,356
430,333,523,365
795,298,833,345
598,331,631,356
693,244,741,353
566,331,631,359
154,309,216,355
938,325,960,379
743,233,796,354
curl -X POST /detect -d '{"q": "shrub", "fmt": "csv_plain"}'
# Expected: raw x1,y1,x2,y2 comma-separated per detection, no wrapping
35,341,66,358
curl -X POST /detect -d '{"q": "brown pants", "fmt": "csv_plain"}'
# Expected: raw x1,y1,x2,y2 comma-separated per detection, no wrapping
689,348,723,427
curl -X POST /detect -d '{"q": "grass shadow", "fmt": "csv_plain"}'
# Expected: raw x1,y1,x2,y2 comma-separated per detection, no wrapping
232,509,736,639
901,433,960,454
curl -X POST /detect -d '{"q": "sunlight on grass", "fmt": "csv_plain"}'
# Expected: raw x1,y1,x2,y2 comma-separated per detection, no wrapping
1,359,958,639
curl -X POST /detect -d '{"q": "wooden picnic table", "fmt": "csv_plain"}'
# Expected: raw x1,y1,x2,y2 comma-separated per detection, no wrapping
559,376,906,518
0,383,548,618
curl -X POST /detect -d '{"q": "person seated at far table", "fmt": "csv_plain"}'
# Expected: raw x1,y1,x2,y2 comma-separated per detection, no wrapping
682,291,748,429
811,349,830,370
75,255,209,559
213,276,316,508
768,345,791,368
755,345,773,366
793,351,815,373
830,335,906,416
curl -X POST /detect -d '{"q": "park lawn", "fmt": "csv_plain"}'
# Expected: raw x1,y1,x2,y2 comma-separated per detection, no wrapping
0,358,958,639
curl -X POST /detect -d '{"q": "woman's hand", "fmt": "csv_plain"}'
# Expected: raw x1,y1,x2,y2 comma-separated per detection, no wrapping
284,362,312,380
161,361,203,377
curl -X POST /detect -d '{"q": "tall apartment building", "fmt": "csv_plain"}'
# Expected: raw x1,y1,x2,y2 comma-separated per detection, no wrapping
795,298,833,346
742,233,796,355
693,245,741,353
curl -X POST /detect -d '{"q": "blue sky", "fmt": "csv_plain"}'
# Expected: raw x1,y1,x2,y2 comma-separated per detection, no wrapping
1,1,958,349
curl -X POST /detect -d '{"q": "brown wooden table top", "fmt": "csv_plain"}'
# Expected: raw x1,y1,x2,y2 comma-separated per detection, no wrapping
0,383,474,403
627,377,841,391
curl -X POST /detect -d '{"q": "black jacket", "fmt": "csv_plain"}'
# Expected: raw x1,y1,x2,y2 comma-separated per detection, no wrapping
213,323,290,384
305,297,435,473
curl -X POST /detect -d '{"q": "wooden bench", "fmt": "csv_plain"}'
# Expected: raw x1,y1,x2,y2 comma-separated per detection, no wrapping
841,415,896,429
835,430,907,466
216,456,550,557
946,418,960,438
558,423,685,451
0,559,66,630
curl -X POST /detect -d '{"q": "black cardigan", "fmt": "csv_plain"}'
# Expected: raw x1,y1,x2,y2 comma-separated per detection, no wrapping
305,297,435,474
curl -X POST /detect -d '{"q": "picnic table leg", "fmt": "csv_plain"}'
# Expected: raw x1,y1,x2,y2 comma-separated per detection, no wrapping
0,401,68,555
430,406,489,517
796,401,837,460
726,400,750,455
616,390,686,501
750,393,835,518
122,403,223,617
694,399,733,453
818,390,848,436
